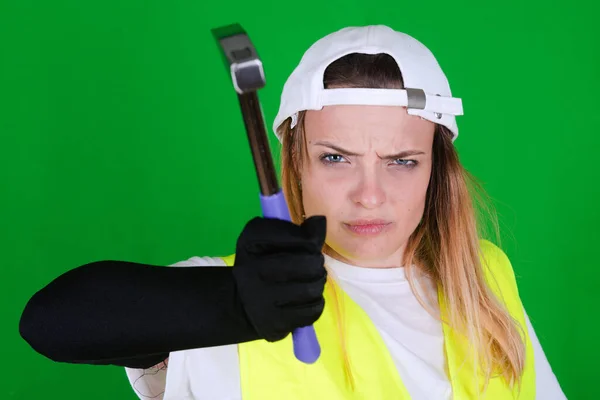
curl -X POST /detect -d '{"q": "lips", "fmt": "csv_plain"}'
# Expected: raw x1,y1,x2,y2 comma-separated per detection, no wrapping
344,219,392,236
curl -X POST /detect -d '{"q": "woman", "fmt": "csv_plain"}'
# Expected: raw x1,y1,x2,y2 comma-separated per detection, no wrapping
20,25,566,399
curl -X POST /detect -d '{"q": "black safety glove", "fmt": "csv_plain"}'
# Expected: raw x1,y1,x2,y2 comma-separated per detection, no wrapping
19,215,327,369
232,215,327,342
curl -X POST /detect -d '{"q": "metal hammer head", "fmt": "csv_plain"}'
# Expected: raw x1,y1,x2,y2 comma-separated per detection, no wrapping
212,24,265,94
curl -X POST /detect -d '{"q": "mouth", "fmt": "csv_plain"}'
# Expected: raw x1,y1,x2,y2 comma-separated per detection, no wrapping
343,219,392,236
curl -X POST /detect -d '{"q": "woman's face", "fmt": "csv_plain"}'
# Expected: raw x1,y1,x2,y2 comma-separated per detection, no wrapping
300,105,435,268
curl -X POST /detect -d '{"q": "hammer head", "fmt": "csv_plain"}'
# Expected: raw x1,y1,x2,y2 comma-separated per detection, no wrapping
212,24,265,94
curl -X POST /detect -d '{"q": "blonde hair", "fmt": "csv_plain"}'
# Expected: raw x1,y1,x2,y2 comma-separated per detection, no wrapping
277,53,525,392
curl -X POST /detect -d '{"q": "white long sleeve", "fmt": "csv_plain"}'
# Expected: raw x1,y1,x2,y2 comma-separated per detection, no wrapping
524,312,567,399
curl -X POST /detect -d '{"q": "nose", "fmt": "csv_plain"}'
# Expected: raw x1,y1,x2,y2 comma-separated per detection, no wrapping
349,168,387,209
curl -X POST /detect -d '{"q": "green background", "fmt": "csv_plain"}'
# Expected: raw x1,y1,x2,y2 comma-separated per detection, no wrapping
1,0,597,398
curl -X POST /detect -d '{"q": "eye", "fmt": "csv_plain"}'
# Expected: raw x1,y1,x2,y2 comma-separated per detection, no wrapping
320,153,347,164
392,159,418,168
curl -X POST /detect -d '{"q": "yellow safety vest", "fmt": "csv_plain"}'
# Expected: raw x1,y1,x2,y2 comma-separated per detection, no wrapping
220,239,535,399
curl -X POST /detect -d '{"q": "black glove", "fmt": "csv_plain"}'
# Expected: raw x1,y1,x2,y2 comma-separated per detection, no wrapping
19,215,327,368
233,215,327,342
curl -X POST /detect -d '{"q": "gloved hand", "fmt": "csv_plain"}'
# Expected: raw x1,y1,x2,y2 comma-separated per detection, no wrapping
233,215,327,342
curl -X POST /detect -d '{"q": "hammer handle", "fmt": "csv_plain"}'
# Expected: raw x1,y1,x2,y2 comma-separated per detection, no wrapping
260,191,322,364
238,92,321,364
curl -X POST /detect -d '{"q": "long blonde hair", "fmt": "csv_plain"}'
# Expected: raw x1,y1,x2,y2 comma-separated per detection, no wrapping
277,53,525,391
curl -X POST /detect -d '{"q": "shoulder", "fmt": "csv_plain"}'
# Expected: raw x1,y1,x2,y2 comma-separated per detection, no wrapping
478,239,514,276
168,256,228,267
478,239,523,308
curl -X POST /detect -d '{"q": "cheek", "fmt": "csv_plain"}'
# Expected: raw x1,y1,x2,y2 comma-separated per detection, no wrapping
389,169,431,221
300,172,342,215
300,158,353,218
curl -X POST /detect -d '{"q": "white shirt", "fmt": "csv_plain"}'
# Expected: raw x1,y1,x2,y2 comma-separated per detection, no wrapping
125,254,566,399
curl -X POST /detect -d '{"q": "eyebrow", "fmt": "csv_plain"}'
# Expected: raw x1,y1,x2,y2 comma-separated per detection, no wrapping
312,140,426,159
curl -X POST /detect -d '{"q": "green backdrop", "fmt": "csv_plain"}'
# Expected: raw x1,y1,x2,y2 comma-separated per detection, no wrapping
1,0,597,398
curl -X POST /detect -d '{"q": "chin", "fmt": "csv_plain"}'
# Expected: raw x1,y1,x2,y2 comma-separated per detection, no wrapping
328,236,404,267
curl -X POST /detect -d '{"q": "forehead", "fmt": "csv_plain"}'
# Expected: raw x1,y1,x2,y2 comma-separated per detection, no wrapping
304,105,435,147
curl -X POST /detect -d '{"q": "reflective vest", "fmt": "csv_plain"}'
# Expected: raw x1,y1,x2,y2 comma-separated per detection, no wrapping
167,240,535,399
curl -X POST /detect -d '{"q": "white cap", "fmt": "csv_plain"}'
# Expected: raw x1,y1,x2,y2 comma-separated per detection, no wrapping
272,25,464,142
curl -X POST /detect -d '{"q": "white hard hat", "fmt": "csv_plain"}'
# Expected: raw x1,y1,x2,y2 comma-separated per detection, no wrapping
273,25,463,142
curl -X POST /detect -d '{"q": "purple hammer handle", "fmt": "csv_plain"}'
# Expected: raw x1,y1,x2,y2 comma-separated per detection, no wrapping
259,191,321,364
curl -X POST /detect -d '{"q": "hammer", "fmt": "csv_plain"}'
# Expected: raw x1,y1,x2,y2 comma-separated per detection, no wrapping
211,23,321,364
